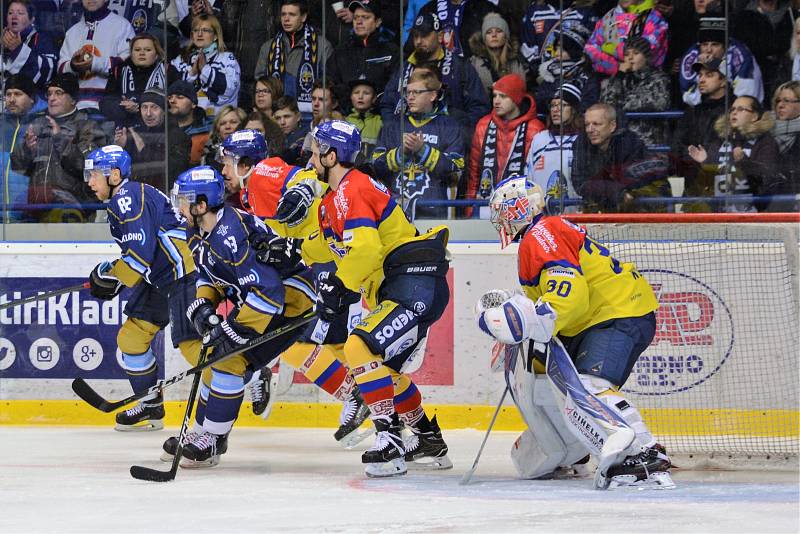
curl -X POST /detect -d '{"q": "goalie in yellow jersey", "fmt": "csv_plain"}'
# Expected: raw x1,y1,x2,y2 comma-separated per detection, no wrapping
475,176,674,490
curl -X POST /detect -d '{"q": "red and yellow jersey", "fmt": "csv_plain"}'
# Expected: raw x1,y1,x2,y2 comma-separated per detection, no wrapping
518,215,658,337
310,168,444,306
242,156,327,260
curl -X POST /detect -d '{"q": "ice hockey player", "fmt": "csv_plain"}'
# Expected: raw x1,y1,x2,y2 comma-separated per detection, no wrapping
475,175,673,489
84,145,203,432
168,165,362,467
217,129,371,447
289,120,453,477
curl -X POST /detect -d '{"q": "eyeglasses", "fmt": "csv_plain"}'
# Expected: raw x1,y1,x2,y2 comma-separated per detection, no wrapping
254,88,272,95
404,88,435,98
776,98,800,104
729,106,754,114
192,28,214,35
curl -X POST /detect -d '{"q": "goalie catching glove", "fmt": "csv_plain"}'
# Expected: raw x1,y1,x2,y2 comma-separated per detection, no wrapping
89,261,124,300
476,292,556,345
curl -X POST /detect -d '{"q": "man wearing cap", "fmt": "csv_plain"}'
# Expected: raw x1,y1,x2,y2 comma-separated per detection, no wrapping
115,88,191,191
167,80,212,166
380,11,489,138
328,1,399,113
57,0,135,110
11,72,107,221
467,73,544,216
416,0,502,58
673,56,733,180
679,16,763,107
2,74,47,221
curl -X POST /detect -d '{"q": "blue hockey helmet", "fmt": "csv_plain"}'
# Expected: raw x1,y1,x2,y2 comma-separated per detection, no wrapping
312,120,362,164
171,165,226,210
218,129,269,165
84,145,132,183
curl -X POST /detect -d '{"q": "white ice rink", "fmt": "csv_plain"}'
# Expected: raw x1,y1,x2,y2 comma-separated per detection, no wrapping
1,427,798,534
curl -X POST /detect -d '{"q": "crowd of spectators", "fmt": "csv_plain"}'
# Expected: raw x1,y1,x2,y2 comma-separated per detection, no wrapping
1,0,799,224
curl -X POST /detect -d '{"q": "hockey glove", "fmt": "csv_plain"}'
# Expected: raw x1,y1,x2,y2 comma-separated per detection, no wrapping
203,319,258,358
249,233,304,277
186,298,222,337
317,273,360,323
276,183,316,227
89,261,124,300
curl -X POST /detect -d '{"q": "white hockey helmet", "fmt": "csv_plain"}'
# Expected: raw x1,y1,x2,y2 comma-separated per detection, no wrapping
489,175,545,248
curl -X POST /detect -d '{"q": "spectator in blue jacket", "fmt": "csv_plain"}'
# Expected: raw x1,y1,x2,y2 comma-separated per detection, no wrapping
381,12,489,142
373,68,465,221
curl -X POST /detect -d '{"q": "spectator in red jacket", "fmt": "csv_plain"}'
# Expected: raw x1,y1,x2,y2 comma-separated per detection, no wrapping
467,73,544,217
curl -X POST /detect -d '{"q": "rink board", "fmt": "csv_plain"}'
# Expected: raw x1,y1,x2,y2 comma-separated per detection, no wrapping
0,241,798,442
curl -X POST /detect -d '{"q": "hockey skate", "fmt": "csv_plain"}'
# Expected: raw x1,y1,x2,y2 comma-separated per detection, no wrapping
114,396,165,432
605,444,674,490
248,366,274,419
160,431,200,462
180,431,229,468
335,387,373,449
404,415,453,470
362,418,407,478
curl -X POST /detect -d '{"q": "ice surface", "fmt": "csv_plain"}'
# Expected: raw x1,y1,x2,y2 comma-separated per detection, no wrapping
0,427,797,533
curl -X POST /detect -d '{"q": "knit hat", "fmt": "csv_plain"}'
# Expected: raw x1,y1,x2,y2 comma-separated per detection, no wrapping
5,73,36,101
697,17,726,44
139,87,166,109
482,12,509,37
558,27,588,60
553,82,582,109
47,73,79,100
625,36,653,61
492,74,527,106
167,80,198,105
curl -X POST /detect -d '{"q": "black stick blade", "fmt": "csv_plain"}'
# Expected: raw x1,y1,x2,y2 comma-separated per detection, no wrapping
130,465,176,482
71,379,122,412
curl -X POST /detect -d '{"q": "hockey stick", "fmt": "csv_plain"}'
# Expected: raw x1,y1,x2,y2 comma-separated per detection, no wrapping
71,312,316,413
459,385,510,486
130,346,209,482
0,282,90,311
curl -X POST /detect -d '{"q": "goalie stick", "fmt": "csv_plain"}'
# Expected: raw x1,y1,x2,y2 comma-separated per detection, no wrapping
0,282,90,311
71,312,316,413
460,343,520,485
130,346,209,482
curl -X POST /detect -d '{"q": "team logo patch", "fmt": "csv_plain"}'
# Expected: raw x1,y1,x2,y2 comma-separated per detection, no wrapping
395,167,430,200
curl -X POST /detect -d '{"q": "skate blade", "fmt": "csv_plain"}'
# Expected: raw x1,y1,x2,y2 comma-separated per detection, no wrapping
114,420,164,432
365,458,407,478
179,455,221,469
338,427,376,450
608,471,676,490
408,454,453,470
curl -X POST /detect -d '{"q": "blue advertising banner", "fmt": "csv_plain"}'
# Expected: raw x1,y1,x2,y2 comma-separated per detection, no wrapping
0,278,164,379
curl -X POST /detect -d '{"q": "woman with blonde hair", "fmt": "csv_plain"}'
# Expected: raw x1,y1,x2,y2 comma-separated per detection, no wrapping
101,34,172,124
171,14,241,117
201,105,247,171
763,80,800,210
468,12,527,96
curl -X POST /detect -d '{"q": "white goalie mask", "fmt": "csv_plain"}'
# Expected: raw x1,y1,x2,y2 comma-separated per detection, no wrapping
489,176,545,248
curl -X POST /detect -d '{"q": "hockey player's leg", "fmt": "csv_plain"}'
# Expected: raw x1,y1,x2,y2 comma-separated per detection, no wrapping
115,317,164,431
343,335,406,478
393,373,452,470
180,355,249,468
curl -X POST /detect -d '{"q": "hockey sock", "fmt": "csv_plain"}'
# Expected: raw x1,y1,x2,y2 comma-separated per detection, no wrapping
202,369,244,435
194,382,210,432
344,336,395,419
283,342,351,398
121,349,159,403
393,375,425,429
